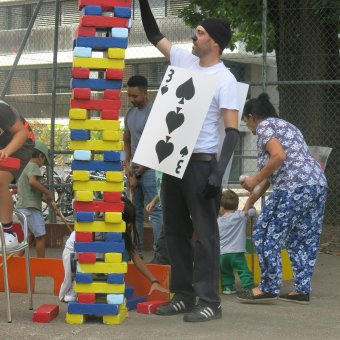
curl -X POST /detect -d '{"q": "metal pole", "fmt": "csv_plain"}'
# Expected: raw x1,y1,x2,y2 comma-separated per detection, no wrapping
1,0,44,99
262,0,268,93
49,0,60,223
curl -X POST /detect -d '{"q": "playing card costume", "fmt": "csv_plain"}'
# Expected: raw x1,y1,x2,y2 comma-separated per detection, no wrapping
139,0,240,321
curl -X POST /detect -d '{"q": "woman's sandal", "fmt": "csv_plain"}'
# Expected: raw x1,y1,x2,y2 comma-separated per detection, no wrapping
237,289,278,304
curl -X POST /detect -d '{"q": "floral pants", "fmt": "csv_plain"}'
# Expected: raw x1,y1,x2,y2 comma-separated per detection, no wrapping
253,185,327,294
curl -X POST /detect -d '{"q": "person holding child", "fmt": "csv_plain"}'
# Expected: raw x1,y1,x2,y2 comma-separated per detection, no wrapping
218,189,254,295
238,93,328,304
0,100,35,249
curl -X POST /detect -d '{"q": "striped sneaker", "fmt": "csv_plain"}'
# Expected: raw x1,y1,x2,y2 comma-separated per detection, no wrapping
155,297,195,316
183,304,222,322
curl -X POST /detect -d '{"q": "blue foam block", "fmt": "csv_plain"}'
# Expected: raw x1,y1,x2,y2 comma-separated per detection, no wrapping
73,46,92,58
113,7,132,18
103,151,124,162
74,150,92,161
70,129,90,140
72,160,122,172
124,284,134,299
68,302,119,315
76,211,95,222
76,273,93,283
107,294,124,305
74,241,125,253
74,37,128,50
82,5,102,16
71,78,122,90
107,273,124,284
111,27,129,38
105,232,123,242
126,296,148,311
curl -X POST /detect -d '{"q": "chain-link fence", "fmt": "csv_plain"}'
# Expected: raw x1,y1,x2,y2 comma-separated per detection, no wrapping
0,0,339,227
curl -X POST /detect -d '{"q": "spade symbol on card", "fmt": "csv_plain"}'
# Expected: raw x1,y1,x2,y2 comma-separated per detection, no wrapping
166,107,185,134
180,146,188,157
176,77,195,105
156,136,174,163
161,85,169,95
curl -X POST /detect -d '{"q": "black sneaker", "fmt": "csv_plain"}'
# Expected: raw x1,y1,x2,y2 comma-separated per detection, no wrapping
183,304,222,322
279,292,310,304
155,297,195,316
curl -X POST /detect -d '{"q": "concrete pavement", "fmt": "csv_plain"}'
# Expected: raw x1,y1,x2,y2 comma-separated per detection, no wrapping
0,253,339,339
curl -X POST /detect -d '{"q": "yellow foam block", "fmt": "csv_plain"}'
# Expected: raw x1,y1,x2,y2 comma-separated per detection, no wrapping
74,281,126,293
103,308,128,325
105,48,126,59
105,212,123,223
73,180,123,192
72,170,90,181
70,140,124,151
65,313,84,324
105,253,122,263
73,57,125,70
69,108,88,120
75,221,126,233
106,171,124,182
102,130,123,141
75,191,93,202
69,119,120,131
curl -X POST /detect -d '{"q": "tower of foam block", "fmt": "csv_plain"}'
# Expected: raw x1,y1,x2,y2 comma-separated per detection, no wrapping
66,0,132,325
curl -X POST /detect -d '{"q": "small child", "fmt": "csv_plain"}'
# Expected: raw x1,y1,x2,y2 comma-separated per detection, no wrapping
59,194,169,302
16,141,57,257
0,100,35,249
218,189,254,294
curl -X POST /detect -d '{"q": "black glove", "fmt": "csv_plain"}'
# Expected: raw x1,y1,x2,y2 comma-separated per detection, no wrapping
203,128,240,199
139,0,165,46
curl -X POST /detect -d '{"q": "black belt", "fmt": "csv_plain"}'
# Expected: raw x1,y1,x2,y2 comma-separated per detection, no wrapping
190,153,216,162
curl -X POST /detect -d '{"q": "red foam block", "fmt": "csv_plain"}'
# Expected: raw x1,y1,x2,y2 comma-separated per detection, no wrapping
73,201,124,212
103,89,121,100
73,88,91,99
137,300,168,314
70,99,121,110
72,67,90,79
33,304,59,323
75,232,93,242
78,292,96,304
101,109,119,120
106,69,124,80
80,16,129,28
0,157,20,171
78,252,96,264
75,25,96,37
103,192,121,203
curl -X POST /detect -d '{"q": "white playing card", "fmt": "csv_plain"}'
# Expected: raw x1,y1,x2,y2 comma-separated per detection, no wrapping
133,66,218,178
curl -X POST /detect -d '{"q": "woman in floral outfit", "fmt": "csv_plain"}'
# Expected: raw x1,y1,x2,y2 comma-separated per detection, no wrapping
237,93,327,304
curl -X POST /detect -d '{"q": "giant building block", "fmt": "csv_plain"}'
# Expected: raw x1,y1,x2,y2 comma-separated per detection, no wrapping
33,304,59,323
73,57,124,70
74,221,126,233
70,98,121,110
71,78,122,90
80,16,129,28
0,157,20,171
70,140,124,152
75,36,128,49
78,0,132,9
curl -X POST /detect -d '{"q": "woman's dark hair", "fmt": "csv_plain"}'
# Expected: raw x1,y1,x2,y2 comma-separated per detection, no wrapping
121,193,139,255
242,93,278,120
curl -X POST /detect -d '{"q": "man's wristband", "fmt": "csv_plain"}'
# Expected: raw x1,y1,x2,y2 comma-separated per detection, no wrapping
151,280,160,284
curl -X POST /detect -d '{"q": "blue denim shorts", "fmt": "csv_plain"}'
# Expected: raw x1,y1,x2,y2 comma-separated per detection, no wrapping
17,208,46,238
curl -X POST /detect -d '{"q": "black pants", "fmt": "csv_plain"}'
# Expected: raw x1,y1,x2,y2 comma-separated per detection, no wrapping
162,158,221,307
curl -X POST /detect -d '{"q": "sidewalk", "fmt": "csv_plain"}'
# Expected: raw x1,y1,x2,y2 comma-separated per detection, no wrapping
0,253,339,339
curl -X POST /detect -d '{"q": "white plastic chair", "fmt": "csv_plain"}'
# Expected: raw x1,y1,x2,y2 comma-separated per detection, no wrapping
0,209,33,322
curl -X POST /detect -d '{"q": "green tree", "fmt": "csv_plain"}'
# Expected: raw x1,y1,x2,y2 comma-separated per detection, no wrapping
180,0,340,224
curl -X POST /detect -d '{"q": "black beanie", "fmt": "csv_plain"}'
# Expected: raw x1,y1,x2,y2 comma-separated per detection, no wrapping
200,18,231,51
